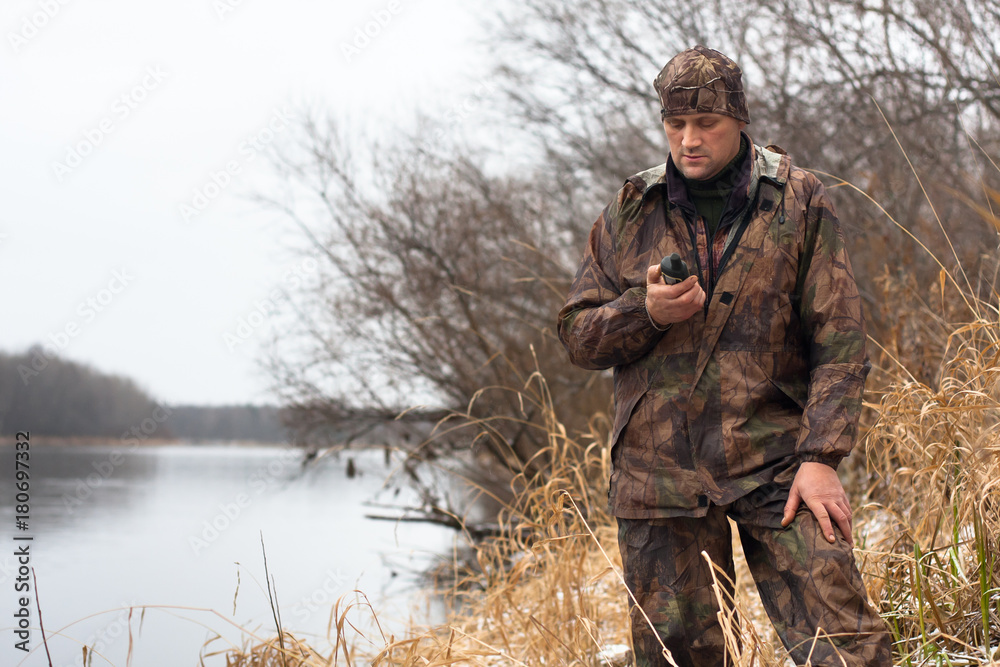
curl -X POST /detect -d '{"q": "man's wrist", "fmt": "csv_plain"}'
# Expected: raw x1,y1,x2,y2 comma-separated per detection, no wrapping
645,299,672,332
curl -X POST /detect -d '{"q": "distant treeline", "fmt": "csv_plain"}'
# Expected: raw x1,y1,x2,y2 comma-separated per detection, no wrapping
166,404,286,442
0,347,287,442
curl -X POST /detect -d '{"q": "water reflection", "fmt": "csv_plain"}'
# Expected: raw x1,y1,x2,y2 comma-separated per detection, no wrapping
0,443,455,666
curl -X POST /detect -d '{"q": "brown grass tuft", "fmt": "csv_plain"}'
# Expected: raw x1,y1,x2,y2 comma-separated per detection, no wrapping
856,269,1000,665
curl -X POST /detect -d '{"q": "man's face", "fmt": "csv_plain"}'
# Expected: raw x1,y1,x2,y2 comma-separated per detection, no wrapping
662,113,745,181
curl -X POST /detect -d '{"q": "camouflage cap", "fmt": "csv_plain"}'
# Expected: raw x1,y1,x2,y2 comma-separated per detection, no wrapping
654,45,750,124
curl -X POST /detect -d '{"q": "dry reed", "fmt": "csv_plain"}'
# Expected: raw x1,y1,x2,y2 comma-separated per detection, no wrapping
221,202,1000,666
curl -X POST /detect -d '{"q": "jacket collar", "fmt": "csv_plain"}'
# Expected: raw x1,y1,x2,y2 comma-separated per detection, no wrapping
632,133,789,209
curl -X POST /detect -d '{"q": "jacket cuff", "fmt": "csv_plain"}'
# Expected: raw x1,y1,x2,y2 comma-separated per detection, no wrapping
798,453,845,470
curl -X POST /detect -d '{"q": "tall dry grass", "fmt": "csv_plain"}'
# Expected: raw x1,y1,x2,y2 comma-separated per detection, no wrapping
855,271,1000,665
221,201,1000,666
220,308,999,665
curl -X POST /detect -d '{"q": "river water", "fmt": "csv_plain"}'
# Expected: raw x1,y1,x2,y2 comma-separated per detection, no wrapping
0,442,459,666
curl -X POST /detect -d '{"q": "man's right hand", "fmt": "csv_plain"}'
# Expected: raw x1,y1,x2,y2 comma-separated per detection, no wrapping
645,264,705,326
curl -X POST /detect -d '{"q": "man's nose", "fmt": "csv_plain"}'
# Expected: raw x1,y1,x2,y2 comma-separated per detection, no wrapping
681,127,701,149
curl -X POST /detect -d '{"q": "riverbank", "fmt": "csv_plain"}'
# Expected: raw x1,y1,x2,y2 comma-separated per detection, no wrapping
220,283,1000,665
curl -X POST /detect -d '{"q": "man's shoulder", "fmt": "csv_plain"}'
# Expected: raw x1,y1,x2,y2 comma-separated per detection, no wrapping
611,163,666,213
624,163,667,193
755,146,841,230
607,163,663,205
596,164,666,245
753,142,795,186
756,143,824,193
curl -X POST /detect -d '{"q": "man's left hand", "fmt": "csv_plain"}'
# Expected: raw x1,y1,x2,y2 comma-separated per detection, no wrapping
781,461,854,547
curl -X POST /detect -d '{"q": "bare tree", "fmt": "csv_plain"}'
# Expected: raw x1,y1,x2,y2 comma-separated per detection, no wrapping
261,120,610,481
491,0,1000,337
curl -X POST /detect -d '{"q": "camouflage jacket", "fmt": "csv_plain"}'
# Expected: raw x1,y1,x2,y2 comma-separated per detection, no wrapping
557,137,869,518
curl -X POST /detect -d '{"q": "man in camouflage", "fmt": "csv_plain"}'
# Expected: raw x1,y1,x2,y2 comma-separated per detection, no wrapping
557,46,892,666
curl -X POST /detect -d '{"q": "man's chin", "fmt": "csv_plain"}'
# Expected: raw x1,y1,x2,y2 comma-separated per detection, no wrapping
680,166,711,180
680,160,727,181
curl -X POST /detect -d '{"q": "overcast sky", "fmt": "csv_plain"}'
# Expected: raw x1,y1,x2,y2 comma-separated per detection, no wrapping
1,0,494,405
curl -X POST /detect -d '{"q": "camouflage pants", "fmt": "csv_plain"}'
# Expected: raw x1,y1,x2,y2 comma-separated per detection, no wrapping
616,484,892,667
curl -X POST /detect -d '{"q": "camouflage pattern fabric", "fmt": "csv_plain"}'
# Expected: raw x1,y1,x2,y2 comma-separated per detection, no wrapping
617,482,892,666
654,46,751,124
557,137,870,519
